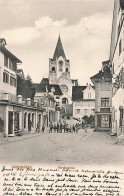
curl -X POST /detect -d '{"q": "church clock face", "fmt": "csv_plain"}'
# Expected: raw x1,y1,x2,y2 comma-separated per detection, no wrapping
58,60,63,66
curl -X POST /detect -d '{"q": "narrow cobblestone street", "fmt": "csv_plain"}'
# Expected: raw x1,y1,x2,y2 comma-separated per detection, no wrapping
0,129,124,167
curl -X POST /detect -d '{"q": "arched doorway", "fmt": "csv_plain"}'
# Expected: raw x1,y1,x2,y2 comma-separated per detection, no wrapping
28,113,31,131
62,97,68,104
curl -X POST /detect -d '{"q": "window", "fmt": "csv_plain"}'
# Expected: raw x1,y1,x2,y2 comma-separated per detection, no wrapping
56,102,59,106
51,87,55,93
60,85,68,93
62,98,68,104
101,98,109,107
77,109,80,115
3,71,9,83
119,39,122,55
4,55,8,67
12,62,16,71
51,67,55,72
88,93,91,98
66,68,68,72
10,76,16,87
101,82,110,91
56,96,60,99
84,109,87,115
59,65,63,72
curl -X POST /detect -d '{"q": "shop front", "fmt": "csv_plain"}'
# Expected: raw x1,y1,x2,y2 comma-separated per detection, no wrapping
95,110,111,132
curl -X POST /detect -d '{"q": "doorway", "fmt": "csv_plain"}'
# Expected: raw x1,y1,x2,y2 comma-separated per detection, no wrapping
8,111,13,134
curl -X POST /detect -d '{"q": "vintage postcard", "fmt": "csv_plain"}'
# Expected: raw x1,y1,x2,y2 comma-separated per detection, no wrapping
0,0,124,195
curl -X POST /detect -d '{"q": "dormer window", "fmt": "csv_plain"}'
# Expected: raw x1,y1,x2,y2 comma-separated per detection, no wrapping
0,38,7,47
51,87,55,93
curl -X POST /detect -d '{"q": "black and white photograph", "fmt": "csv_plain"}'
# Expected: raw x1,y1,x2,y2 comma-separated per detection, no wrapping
0,0,124,195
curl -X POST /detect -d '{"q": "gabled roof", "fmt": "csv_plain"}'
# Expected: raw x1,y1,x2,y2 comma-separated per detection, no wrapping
34,83,46,93
34,78,62,95
72,86,87,101
0,45,22,63
40,78,49,86
71,79,78,86
72,85,95,101
90,69,112,81
49,84,62,95
53,35,66,60
57,72,72,84
120,0,124,9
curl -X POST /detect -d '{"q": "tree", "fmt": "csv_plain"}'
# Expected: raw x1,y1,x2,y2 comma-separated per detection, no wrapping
17,74,36,100
82,115,95,128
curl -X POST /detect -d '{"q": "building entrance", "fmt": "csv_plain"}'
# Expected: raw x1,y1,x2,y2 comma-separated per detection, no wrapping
8,111,13,135
28,113,31,131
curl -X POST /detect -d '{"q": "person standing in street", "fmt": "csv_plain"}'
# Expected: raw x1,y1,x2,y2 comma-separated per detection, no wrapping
84,123,87,133
49,122,53,133
60,123,63,133
57,123,59,133
36,122,40,133
28,120,32,132
42,124,45,133
73,125,75,133
54,124,57,133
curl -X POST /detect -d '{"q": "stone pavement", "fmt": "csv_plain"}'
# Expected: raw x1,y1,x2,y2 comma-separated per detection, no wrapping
0,128,93,145
0,127,50,145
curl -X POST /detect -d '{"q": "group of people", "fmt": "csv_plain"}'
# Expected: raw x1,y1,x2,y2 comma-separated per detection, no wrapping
49,122,80,133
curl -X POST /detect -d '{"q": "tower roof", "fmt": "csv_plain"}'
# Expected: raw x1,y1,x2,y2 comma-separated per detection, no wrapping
53,35,66,60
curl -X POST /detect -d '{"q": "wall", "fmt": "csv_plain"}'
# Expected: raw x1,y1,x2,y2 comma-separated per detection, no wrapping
73,100,95,119
0,51,16,97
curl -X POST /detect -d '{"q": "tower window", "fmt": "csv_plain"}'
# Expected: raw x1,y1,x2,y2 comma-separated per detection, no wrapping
51,67,55,72
66,68,69,72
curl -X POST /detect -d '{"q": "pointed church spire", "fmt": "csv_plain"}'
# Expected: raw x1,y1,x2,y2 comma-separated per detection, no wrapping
53,35,66,60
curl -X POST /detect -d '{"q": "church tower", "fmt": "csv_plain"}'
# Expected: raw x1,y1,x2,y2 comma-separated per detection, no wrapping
49,35,76,105
49,35,70,84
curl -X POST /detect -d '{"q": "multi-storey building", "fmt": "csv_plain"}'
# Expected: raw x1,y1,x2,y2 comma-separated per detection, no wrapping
0,39,44,137
72,84,95,120
0,38,21,100
109,0,124,135
91,61,112,132
34,78,62,124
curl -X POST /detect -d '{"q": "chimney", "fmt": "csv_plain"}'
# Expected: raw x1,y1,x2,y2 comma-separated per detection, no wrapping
17,95,22,103
0,38,7,47
34,101,38,107
27,98,31,106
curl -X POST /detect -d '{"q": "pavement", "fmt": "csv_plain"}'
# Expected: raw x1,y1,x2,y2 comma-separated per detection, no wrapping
0,128,124,166
0,127,50,145
115,133,124,145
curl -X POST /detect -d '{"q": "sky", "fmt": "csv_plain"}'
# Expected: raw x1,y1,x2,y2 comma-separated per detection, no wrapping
0,0,114,85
